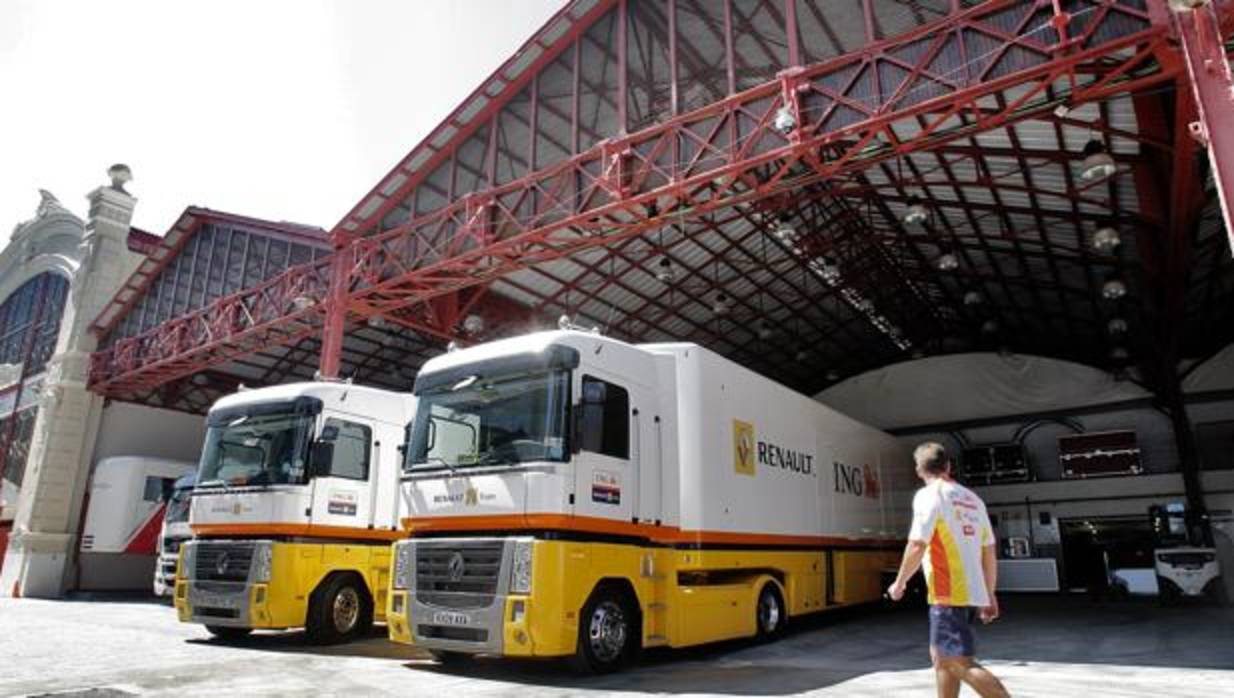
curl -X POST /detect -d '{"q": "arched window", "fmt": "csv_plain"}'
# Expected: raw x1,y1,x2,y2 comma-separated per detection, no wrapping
0,272,70,491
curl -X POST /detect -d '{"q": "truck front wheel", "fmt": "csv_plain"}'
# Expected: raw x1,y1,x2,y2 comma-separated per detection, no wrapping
572,583,637,674
755,582,786,641
306,573,373,645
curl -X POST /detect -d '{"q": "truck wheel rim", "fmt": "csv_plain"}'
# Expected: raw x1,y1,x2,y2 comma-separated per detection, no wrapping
333,587,360,633
587,601,627,663
759,590,781,633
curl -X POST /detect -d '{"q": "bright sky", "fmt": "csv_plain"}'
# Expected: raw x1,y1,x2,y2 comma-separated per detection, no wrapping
0,0,564,244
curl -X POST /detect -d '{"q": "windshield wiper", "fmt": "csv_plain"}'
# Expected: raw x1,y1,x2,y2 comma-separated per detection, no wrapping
413,456,455,472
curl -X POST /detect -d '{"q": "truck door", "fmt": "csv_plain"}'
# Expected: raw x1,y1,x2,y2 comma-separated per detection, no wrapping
308,416,377,530
573,374,637,524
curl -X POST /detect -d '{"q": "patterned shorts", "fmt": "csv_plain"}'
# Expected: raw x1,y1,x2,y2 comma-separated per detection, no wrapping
929,604,978,657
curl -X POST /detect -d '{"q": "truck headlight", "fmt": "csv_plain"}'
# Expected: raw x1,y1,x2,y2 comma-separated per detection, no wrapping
392,541,414,590
179,541,197,581
253,543,274,584
510,539,533,594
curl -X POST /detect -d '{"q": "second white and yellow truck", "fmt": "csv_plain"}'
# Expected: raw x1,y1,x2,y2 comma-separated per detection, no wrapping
387,330,913,671
175,382,416,643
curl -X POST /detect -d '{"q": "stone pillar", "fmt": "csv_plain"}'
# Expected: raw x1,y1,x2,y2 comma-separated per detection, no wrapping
0,169,139,597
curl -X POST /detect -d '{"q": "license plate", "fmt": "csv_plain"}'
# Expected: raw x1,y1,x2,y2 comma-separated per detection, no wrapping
433,611,471,626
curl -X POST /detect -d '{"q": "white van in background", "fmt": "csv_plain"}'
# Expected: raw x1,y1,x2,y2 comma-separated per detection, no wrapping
78,456,196,592
153,473,195,597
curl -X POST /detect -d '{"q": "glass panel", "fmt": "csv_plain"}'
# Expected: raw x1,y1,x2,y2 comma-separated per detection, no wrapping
197,410,314,486
408,370,569,470
578,8,621,151
323,418,371,480
676,0,729,109
495,87,532,186
628,0,673,131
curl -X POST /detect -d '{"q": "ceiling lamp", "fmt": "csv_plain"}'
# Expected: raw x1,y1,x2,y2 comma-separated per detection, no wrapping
463,314,485,335
774,105,797,135
757,321,773,340
825,369,840,382
981,319,999,334
796,349,810,363
712,293,730,316
1110,346,1130,362
817,257,841,284
963,290,983,306
1092,225,1122,253
1080,139,1117,181
1107,317,1128,335
903,196,928,225
774,220,798,244
936,249,959,271
655,257,675,282
1102,277,1128,300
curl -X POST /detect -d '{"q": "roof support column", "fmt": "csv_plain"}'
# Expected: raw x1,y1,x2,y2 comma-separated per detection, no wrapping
318,234,350,380
1157,359,1211,546
1176,2,1234,256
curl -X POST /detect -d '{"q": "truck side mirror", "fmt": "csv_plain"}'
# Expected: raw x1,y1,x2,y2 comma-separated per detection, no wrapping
574,401,605,454
309,441,335,478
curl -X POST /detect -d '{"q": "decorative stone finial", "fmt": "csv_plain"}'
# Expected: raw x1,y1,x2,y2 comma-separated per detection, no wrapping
36,189,66,217
107,164,133,193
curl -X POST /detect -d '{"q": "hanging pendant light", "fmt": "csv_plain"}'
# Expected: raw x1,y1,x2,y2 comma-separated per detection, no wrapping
1107,317,1128,335
1102,277,1127,300
903,196,928,225
757,321,773,340
1091,225,1122,253
981,319,999,334
963,290,984,306
655,257,675,282
712,293,730,316
774,105,797,135
936,249,959,271
1080,138,1117,181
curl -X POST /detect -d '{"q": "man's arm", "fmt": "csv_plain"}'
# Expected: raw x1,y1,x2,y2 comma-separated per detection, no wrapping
980,543,1000,622
887,540,927,600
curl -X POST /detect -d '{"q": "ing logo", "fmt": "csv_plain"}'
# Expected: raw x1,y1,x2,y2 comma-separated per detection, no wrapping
732,419,756,477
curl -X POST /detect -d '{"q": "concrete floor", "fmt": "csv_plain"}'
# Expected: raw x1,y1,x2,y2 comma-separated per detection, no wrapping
1,595,1231,697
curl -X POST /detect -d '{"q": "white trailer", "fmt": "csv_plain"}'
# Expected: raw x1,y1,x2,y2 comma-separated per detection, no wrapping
387,330,913,671
78,456,197,591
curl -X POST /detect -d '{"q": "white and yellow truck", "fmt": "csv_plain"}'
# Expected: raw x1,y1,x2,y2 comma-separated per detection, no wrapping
175,382,416,644
387,330,913,671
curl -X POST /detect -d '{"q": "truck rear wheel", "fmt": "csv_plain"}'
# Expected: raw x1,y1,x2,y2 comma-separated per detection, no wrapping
755,582,785,641
306,573,373,645
571,583,637,674
204,625,252,642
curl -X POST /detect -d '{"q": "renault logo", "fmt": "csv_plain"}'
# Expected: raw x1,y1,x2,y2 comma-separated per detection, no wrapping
215,552,231,577
447,551,466,582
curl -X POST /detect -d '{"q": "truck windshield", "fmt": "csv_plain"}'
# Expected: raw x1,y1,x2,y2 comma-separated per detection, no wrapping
164,485,193,524
407,370,569,470
197,411,314,487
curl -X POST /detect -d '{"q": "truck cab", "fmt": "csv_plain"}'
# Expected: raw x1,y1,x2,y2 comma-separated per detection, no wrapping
154,473,195,597
175,382,415,643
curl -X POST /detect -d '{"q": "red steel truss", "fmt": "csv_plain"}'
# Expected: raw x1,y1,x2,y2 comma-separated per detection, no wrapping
90,0,1207,395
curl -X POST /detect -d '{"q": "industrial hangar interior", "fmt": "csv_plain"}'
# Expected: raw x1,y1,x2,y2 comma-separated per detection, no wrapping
30,0,1234,601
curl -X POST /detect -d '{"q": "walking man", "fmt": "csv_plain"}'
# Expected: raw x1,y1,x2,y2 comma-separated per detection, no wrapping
887,442,1011,698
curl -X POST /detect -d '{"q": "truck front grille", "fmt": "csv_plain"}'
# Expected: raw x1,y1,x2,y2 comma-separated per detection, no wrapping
194,543,255,582
415,541,503,609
